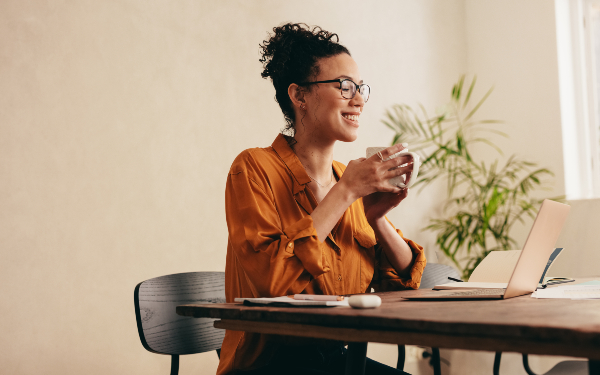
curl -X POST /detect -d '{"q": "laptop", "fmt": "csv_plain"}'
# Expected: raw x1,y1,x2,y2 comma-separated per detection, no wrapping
404,199,570,300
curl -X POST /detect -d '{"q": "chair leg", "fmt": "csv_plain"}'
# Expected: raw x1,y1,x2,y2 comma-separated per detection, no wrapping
170,354,179,375
493,352,502,375
397,345,406,370
431,348,441,375
522,354,540,375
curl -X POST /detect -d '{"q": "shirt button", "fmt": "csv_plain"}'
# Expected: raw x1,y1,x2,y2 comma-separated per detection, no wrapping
337,274,342,281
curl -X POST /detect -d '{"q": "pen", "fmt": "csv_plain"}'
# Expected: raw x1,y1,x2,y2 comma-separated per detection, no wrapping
448,277,463,282
291,294,344,301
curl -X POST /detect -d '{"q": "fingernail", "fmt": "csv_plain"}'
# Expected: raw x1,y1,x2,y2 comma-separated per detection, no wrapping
401,143,408,147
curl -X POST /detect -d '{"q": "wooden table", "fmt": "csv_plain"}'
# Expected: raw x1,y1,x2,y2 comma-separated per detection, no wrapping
176,289,600,375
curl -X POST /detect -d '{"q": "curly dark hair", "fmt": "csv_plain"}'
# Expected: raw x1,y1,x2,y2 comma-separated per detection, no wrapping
259,23,350,135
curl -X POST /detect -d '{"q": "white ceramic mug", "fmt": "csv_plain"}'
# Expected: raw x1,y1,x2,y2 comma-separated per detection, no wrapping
366,147,420,188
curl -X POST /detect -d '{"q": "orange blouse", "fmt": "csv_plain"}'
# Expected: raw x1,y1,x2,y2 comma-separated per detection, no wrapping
217,134,426,374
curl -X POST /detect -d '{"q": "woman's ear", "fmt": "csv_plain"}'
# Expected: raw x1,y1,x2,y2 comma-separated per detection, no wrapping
288,83,306,110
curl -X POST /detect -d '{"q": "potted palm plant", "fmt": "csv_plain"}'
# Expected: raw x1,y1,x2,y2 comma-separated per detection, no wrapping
383,76,559,279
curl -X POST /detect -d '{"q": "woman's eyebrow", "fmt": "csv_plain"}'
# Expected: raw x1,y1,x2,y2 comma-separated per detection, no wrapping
336,75,363,84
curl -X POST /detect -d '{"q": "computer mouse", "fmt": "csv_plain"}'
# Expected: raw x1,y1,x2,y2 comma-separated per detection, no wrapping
348,295,382,309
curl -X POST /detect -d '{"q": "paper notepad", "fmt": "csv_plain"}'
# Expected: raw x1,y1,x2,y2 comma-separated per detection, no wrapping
433,250,521,290
234,296,349,307
532,284,600,299
469,250,522,283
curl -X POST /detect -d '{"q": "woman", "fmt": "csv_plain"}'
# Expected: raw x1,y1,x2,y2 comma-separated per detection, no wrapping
219,23,426,375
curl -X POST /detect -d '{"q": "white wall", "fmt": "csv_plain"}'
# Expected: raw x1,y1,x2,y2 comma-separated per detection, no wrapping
552,198,600,277
0,1,467,374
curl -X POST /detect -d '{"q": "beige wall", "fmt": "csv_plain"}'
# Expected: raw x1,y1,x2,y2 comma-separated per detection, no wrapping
2,1,596,374
463,0,600,280
463,0,567,246
0,1,467,374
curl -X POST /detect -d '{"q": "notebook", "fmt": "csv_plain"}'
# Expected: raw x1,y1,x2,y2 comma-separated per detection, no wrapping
404,199,570,300
234,296,349,307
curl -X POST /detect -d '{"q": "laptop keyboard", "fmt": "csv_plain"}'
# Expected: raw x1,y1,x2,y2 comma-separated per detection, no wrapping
448,288,506,296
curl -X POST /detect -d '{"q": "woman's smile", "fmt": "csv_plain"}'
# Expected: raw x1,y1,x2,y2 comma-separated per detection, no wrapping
342,112,360,126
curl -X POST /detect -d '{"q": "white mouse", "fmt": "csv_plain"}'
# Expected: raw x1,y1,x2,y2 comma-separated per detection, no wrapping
348,295,382,309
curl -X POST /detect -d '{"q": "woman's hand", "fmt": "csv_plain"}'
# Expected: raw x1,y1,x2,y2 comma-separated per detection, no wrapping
310,143,415,243
362,188,409,225
337,143,414,200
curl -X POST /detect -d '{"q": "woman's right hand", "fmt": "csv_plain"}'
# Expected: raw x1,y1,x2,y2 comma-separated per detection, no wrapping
338,143,414,201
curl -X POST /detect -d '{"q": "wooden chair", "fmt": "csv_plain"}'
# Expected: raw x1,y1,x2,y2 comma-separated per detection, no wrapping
493,352,591,375
397,263,461,375
134,272,226,375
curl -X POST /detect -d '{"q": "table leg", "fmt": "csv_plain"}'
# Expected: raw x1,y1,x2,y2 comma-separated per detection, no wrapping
345,342,368,375
590,360,600,375
431,348,441,375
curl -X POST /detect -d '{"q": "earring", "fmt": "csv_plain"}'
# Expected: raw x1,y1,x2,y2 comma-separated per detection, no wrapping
300,104,306,110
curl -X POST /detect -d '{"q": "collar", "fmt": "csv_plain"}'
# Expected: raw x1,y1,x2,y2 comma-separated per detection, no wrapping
272,134,344,246
271,134,311,195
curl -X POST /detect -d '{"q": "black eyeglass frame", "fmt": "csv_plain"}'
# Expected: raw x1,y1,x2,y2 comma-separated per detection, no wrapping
298,79,370,102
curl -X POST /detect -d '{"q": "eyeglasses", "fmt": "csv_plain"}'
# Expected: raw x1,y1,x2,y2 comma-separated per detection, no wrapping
298,79,370,103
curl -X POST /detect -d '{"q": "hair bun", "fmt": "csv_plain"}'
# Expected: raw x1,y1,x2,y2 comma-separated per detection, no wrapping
260,23,339,81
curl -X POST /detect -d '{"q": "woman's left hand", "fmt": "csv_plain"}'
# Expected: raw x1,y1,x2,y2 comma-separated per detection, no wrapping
362,188,409,225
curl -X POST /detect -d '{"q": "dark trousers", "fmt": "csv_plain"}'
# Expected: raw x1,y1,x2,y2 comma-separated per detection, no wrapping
237,344,410,375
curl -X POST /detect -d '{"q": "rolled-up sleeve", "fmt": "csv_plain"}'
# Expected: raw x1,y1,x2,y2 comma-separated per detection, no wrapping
226,160,330,298
360,216,426,291
353,216,426,291
378,231,426,290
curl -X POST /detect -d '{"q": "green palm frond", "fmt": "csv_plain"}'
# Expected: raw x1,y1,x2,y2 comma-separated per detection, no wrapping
384,75,560,279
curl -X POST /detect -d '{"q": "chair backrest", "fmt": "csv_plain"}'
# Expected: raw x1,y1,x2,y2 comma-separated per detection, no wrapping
134,271,226,355
419,263,461,289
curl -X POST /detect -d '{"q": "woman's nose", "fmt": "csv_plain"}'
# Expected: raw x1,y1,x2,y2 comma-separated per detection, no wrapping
351,90,365,106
